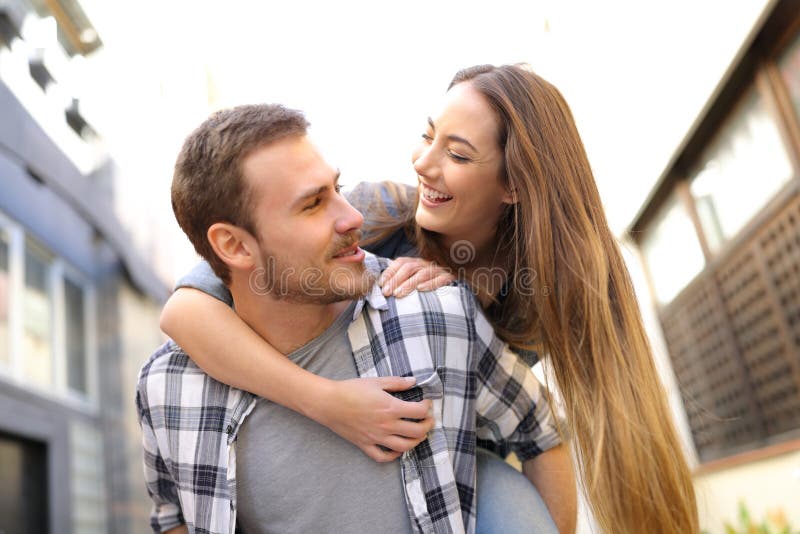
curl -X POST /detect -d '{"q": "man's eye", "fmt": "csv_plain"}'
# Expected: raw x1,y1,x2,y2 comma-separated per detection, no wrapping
334,183,344,194
304,198,322,211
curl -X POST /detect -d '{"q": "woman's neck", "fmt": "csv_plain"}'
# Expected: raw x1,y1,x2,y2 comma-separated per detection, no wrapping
438,233,510,305
440,231,492,268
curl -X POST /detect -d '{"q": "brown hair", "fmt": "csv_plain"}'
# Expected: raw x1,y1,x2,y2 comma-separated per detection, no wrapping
369,65,699,533
172,104,308,284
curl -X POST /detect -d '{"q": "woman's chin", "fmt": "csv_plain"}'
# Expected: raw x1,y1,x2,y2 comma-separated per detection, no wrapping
415,207,447,234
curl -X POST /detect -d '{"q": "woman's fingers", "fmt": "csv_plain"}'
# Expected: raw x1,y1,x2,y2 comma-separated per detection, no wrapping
366,445,403,463
416,272,457,292
388,396,432,421
379,434,428,455
374,375,417,392
381,257,453,297
399,271,456,296
381,261,423,296
393,266,439,297
378,257,415,288
327,377,437,462
390,417,435,440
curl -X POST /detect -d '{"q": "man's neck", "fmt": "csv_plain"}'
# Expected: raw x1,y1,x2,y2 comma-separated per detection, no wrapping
230,281,352,354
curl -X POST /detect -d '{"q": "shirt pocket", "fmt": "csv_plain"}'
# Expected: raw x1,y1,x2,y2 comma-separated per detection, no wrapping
389,367,444,403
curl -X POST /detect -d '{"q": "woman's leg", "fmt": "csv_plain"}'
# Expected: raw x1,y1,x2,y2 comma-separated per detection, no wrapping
476,448,559,534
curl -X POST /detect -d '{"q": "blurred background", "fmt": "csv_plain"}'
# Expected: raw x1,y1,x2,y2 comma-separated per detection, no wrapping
0,0,798,532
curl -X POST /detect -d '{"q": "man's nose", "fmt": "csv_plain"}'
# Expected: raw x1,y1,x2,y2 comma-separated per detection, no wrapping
334,196,364,235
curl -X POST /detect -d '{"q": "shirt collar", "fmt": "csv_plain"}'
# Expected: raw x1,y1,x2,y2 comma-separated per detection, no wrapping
353,252,389,319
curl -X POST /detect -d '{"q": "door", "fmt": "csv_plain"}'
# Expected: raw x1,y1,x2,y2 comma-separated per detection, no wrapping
0,431,48,534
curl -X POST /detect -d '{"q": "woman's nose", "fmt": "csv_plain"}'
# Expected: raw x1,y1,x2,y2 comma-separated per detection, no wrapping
412,144,439,180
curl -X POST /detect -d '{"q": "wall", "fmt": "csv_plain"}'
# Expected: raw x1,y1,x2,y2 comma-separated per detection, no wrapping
695,450,800,532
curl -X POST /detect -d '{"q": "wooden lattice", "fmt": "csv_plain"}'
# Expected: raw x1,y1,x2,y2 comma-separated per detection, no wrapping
659,190,800,461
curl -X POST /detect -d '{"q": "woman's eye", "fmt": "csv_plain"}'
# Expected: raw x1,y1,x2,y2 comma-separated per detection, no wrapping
334,183,344,194
448,151,470,163
421,133,433,142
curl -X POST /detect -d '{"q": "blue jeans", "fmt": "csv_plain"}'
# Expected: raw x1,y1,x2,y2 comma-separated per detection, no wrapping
476,448,559,534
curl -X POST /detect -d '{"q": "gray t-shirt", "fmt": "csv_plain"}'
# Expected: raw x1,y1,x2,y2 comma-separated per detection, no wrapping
235,302,413,534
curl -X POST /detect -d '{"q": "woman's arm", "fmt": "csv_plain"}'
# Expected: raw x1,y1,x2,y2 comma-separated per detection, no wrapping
161,288,434,462
522,445,577,534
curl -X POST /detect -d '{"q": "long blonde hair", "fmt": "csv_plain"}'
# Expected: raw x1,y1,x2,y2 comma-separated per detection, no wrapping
367,64,698,533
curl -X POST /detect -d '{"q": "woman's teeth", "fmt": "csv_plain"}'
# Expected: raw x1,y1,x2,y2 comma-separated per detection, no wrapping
422,185,454,202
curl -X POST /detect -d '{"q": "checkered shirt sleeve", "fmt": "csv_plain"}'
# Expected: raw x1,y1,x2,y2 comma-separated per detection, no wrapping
136,341,249,534
468,294,562,462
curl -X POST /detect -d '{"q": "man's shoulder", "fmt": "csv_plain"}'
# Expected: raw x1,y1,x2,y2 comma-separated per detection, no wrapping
359,252,480,322
137,340,234,410
138,340,199,385
390,283,500,353
395,281,478,318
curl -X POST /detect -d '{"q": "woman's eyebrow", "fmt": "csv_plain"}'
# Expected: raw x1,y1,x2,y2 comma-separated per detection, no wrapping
427,117,477,152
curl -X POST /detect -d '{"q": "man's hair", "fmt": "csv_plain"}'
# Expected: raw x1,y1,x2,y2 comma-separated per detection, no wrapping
172,104,309,284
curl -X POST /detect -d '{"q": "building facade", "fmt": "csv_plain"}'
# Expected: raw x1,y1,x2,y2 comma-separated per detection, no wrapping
628,0,800,530
0,0,167,532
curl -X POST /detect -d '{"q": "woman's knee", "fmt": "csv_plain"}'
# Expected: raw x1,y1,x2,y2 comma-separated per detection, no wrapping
475,448,558,534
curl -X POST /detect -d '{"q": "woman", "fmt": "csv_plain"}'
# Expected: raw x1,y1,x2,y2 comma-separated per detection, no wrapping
162,64,698,533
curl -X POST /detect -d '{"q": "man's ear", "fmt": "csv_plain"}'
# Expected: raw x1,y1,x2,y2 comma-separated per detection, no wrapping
207,222,258,271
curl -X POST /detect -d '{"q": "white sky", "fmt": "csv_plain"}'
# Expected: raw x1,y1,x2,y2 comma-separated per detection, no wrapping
73,0,770,284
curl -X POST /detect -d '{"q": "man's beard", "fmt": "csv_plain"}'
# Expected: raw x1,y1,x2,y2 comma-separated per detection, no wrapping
248,233,375,304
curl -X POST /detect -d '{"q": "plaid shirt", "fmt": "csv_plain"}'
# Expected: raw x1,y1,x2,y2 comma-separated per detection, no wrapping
136,254,560,534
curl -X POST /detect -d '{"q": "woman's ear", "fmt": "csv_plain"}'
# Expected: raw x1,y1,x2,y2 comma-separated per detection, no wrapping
207,222,258,271
502,186,518,205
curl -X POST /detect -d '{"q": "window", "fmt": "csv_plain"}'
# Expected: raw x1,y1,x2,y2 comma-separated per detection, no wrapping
640,196,706,304
778,31,800,122
689,88,793,253
634,3,800,465
64,277,86,394
23,244,52,388
0,231,9,365
0,215,95,404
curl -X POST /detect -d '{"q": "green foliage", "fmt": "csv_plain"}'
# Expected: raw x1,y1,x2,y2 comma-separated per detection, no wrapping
715,501,798,534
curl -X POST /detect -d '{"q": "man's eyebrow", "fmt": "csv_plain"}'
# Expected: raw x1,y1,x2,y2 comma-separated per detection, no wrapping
292,170,341,208
427,117,477,152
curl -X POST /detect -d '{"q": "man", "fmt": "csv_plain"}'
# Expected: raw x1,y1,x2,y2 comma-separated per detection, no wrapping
137,104,575,533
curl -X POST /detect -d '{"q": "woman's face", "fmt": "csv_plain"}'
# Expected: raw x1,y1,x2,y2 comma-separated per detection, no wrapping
412,82,513,251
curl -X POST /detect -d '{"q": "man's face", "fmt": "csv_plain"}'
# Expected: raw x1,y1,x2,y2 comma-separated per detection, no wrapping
242,135,373,303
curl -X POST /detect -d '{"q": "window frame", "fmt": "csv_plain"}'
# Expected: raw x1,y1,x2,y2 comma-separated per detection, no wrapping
639,191,708,305
22,237,56,390
640,58,800,310
58,264,97,404
0,210,98,412
685,78,797,258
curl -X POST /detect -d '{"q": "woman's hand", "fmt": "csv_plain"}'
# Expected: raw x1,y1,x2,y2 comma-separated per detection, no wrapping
379,257,455,298
313,376,435,462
